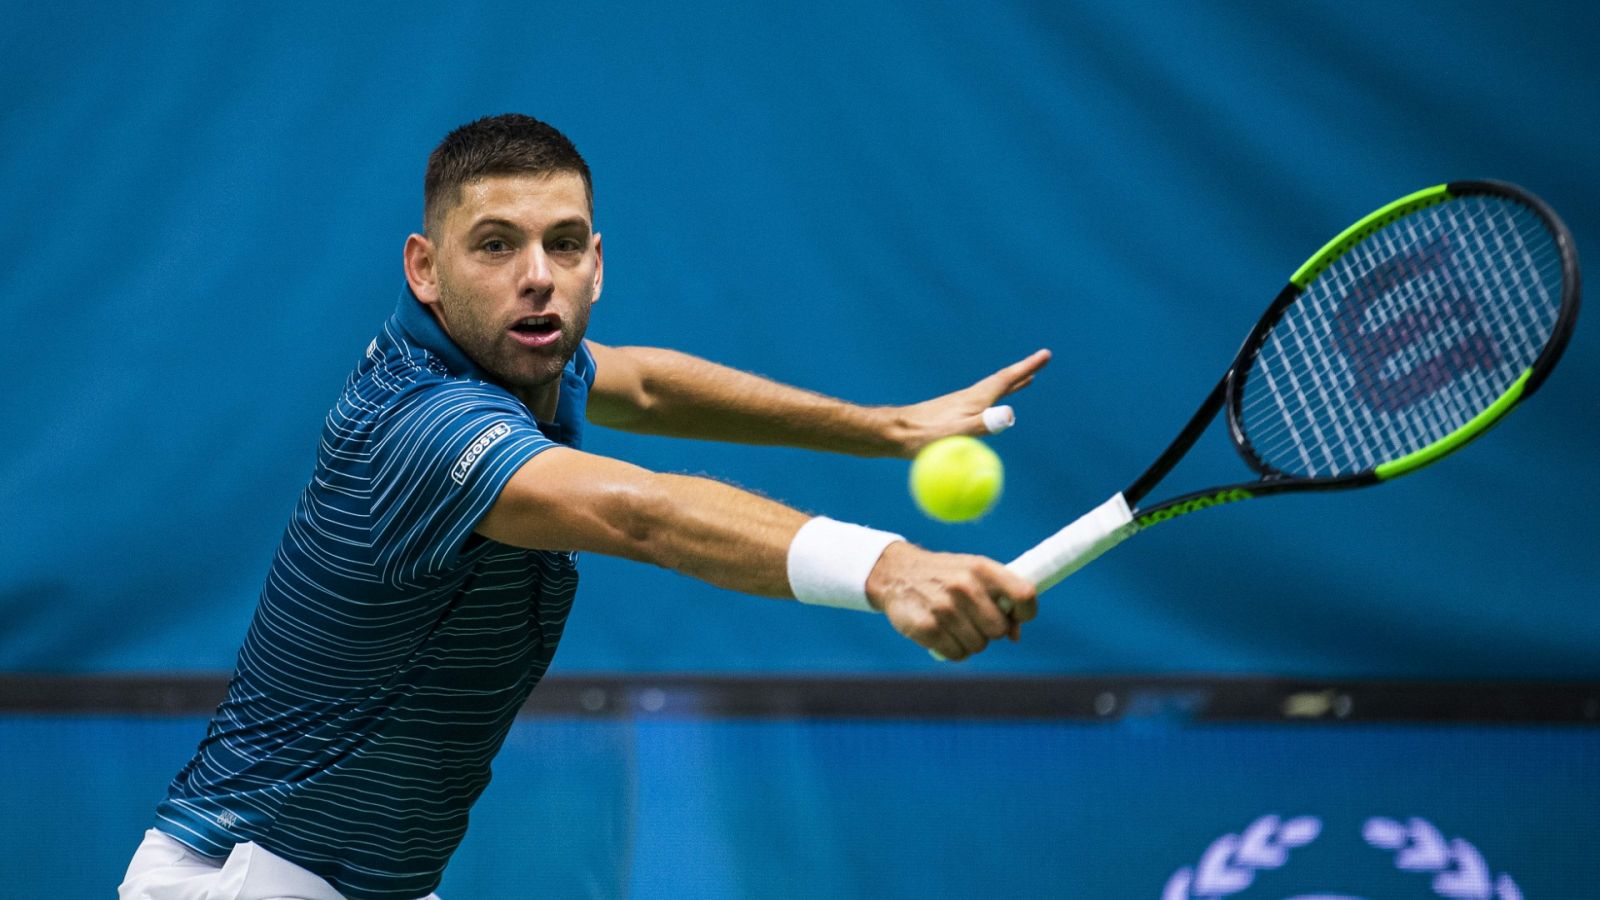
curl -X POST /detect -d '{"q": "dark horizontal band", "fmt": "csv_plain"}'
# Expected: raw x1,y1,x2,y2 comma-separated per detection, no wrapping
1,674,1597,724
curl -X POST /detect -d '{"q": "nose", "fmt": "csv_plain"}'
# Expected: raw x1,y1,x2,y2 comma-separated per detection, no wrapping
517,246,554,297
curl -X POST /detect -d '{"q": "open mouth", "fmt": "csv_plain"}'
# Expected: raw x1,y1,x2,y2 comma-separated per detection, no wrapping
511,315,558,335
508,315,562,347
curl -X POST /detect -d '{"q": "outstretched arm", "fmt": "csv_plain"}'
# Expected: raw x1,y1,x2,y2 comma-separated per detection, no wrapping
586,342,1050,458
476,446,1038,660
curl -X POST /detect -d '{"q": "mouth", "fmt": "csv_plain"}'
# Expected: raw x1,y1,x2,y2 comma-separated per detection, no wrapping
507,314,563,348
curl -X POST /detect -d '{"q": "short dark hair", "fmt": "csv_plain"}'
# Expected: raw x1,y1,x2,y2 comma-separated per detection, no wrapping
423,114,593,235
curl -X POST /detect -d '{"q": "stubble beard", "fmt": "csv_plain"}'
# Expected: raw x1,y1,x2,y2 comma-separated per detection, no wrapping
434,277,590,400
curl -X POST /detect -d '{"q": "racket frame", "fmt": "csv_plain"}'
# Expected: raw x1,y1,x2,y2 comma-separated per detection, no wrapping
956,180,1579,651
1120,179,1580,533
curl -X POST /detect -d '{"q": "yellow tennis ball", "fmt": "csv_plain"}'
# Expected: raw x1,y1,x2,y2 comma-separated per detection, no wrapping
910,436,1004,522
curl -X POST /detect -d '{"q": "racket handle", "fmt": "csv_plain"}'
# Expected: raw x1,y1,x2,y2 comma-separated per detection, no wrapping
1007,492,1136,594
929,493,1136,661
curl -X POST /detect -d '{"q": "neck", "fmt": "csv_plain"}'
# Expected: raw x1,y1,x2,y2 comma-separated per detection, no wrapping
518,384,560,422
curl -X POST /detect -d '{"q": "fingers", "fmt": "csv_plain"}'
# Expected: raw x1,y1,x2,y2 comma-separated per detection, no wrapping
881,552,1039,662
983,561,1039,626
968,558,1037,621
916,578,1001,662
957,579,1015,641
935,610,990,661
959,349,1049,438
898,348,1050,454
975,349,1052,401
902,608,980,662
963,563,1035,656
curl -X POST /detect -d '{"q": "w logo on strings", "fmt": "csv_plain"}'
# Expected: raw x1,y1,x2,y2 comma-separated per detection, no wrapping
1332,236,1501,414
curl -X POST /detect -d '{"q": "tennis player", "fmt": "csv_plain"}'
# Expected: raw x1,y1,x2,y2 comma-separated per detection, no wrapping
119,114,1048,900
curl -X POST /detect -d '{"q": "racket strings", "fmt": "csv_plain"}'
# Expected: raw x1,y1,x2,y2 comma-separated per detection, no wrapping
1239,196,1563,478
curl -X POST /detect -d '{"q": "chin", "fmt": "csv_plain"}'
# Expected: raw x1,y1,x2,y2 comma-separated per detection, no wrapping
503,354,571,390
502,365,563,392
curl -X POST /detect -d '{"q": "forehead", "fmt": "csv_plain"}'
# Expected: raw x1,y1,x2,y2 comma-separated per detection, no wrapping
445,172,592,233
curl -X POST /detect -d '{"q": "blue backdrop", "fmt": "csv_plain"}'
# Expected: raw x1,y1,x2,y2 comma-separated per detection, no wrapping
3,713,1595,897
3,1,1597,676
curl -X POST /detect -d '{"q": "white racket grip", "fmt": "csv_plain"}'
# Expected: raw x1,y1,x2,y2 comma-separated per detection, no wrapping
930,492,1136,660
1007,492,1136,593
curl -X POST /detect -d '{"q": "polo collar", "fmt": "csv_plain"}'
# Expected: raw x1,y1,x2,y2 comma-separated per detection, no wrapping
394,284,486,379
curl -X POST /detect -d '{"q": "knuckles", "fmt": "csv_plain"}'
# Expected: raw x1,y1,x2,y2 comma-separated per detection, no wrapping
887,550,1043,660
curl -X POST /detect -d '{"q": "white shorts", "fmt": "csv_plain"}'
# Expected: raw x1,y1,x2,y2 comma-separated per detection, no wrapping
118,829,442,900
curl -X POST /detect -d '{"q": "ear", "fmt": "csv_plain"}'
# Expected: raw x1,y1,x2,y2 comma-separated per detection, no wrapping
404,233,441,304
591,232,604,305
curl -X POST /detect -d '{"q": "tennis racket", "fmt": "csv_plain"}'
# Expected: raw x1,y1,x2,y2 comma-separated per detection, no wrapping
1010,180,1579,598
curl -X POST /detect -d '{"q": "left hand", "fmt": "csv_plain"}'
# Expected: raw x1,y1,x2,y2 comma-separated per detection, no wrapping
891,349,1051,457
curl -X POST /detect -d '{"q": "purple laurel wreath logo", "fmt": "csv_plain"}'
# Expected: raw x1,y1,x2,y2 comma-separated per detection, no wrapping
1363,817,1522,900
1162,814,1522,900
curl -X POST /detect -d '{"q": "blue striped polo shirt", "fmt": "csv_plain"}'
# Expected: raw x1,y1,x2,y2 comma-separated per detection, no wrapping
154,287,593,900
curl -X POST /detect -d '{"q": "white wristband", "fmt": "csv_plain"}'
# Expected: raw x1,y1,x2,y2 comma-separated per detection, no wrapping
786,517,904,612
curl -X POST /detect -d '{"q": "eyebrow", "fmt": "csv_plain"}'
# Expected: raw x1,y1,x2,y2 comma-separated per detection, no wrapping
467,216,592,235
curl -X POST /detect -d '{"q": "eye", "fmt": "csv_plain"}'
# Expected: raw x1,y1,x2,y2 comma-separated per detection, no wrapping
482,238,512,254
550,236,585,254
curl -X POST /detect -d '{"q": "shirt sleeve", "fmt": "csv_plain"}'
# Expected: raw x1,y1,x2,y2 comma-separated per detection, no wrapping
368,380,555,581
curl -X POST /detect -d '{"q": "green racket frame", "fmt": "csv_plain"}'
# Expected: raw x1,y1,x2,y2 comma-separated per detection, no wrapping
1126,180,1581,530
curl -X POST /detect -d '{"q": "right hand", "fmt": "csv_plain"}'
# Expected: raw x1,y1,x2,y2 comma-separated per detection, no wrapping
865,542,1039,661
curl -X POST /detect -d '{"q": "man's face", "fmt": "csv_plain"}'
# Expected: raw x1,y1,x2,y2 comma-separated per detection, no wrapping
411,172,602,412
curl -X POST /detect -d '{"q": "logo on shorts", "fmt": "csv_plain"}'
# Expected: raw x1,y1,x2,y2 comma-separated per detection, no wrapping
452,422,513,484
